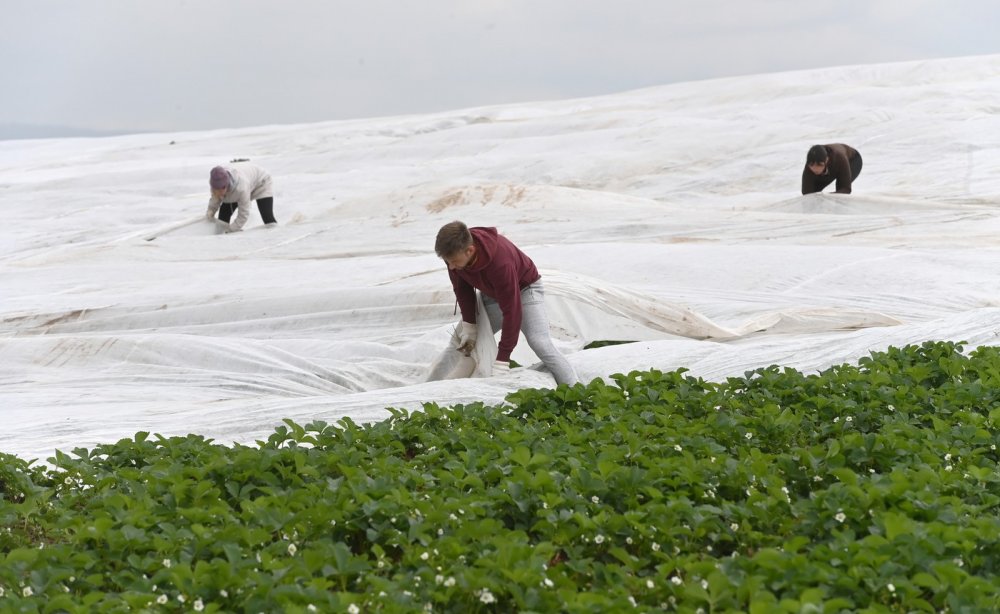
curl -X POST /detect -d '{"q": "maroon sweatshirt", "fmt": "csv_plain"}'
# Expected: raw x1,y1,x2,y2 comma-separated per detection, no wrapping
448,227,541,362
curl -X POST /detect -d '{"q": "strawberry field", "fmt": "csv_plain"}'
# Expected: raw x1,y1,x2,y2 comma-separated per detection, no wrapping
2,341,1000,612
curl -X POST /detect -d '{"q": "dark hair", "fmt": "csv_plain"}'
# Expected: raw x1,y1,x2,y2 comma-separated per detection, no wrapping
806,145,829,165
435,221,472,257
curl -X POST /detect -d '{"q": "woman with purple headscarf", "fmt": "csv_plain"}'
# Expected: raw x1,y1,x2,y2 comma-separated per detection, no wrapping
206,161,277,232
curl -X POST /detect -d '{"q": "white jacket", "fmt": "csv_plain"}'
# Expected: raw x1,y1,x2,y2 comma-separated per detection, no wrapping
206,162,274,232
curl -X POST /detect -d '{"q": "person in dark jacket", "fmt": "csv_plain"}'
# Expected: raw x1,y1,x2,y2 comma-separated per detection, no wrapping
432,221,579,385
802,144,862,194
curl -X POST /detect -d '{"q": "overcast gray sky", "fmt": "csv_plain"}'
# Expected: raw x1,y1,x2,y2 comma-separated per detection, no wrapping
3,0,999,138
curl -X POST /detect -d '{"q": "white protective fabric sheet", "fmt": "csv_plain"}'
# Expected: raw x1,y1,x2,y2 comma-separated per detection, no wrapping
2,54,1000,462
426,292,499,380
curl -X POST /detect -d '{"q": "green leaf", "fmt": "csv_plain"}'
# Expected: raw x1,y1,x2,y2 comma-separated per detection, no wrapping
882,512,914,541
829,468,858,486
826,439,842,459
912,572,941,590
510,446,531,467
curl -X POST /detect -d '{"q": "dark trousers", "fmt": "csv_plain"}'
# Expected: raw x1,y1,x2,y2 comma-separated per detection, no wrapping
218,197,276,224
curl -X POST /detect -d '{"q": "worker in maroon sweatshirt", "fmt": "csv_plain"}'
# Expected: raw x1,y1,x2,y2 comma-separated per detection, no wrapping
433,221,578,385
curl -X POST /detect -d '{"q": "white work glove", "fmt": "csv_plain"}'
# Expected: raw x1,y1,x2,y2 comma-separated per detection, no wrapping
205,209,216,221
492,360,510,376
456,321,477,355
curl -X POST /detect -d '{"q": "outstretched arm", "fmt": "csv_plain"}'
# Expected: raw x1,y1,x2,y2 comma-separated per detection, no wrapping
207,194,222,218
801,166,816,195
230,197,252,231
833,152,853,194
449,270,478,325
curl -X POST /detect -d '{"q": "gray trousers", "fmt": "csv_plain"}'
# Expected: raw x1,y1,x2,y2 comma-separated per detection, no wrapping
483,282,579,385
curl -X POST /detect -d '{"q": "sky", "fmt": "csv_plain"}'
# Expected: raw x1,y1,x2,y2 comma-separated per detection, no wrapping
2,0,999,139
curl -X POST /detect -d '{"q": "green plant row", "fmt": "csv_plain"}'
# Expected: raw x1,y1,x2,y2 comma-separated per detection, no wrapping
2,341,1000,613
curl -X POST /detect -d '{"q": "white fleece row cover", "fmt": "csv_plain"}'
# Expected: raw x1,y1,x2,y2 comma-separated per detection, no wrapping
2,54,1000,462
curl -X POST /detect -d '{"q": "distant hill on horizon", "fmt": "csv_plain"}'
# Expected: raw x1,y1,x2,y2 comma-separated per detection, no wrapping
0,123,133,141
